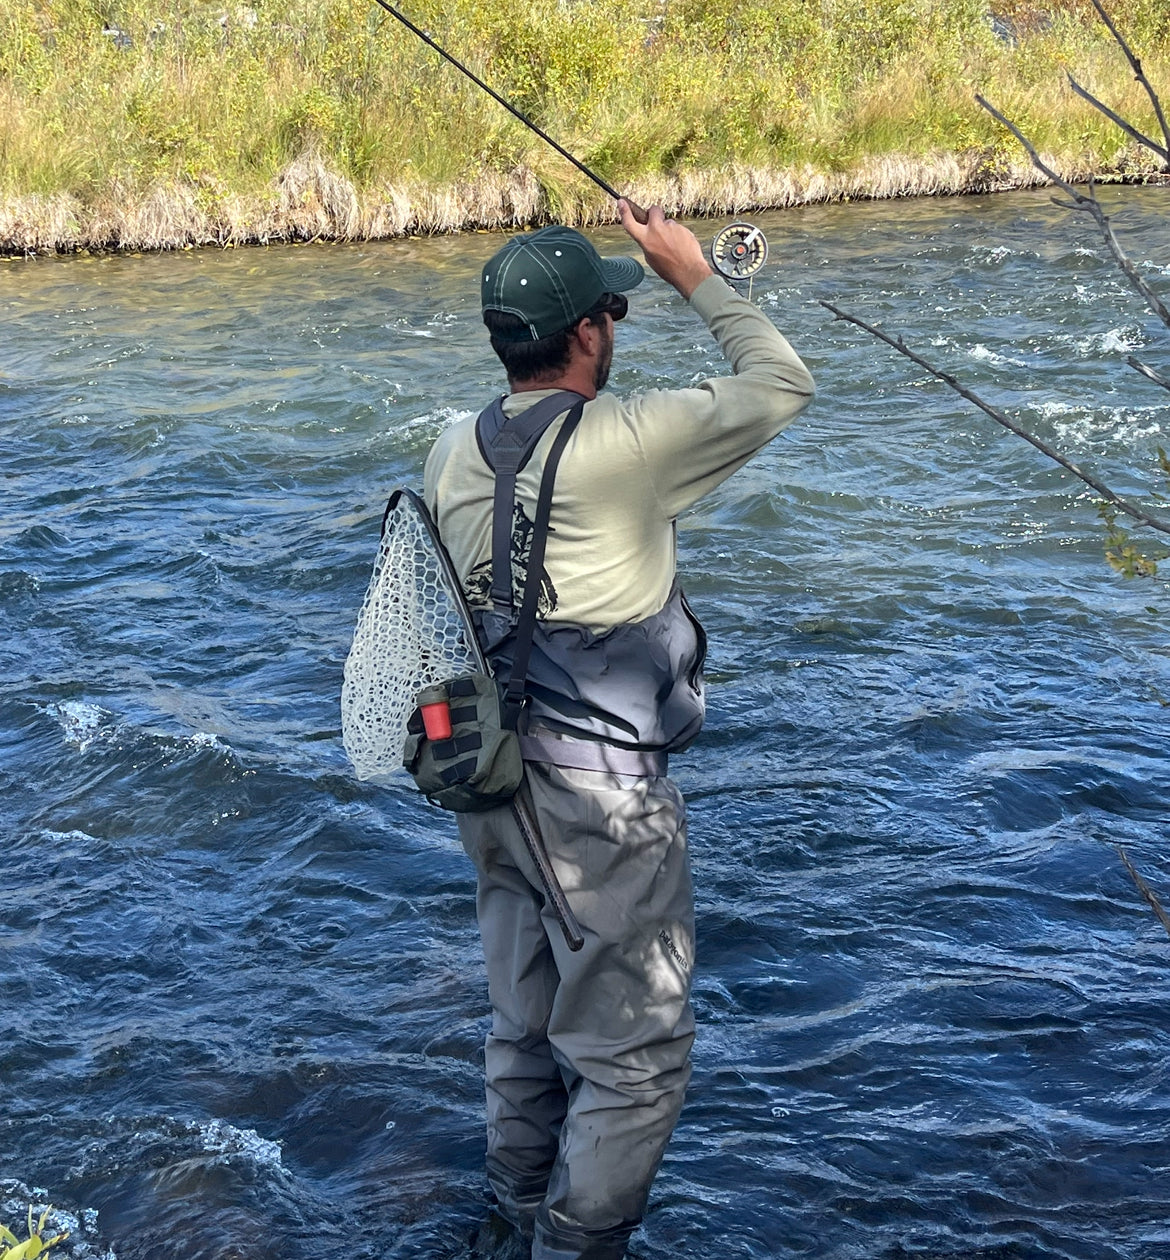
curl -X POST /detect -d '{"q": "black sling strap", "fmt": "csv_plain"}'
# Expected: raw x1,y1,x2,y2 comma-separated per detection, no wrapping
473,391,587,730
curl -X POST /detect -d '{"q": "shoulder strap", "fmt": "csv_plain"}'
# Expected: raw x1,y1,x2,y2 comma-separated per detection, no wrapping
500,399,586,729
476,390,586,473
475,391,587,610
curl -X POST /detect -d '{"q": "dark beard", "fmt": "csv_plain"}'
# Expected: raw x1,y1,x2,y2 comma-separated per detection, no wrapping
593,320,614,391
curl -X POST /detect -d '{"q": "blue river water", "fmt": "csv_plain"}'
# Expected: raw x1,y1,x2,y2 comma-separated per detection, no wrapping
2,187,1169,1259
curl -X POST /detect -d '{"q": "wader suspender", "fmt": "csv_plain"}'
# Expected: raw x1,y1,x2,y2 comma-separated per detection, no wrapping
476,390,671,781
475,391,587,730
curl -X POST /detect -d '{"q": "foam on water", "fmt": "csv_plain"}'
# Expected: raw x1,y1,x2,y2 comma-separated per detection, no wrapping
966,341,1031,368
198,1121,284,1171
0,1180,117,1260
400,405,475,443
964,747,1130,775
49,701,113,751
1030,398,1168,447
1059,324,1145,356
39,828,103,845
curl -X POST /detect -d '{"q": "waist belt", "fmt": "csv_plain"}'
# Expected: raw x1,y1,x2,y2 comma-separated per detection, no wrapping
519,732,667,778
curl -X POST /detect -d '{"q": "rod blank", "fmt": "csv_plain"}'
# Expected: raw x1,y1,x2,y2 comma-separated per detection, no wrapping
371,0,623,201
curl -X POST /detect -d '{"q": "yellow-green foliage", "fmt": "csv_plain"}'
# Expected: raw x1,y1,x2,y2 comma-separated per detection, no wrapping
1099,447,1170,578
0,1205,69,1260
0,0,1168,222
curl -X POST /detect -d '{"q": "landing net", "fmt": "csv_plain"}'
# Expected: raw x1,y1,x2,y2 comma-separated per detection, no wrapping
341,489,480,781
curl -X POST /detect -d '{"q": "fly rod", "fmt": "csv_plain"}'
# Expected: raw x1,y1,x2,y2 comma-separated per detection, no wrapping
370,0,641,217
370,0,769,279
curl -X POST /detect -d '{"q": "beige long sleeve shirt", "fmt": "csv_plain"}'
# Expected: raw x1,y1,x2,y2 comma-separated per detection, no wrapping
424,273,815,633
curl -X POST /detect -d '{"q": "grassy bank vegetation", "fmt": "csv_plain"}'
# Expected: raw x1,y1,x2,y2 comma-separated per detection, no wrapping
1,0,1168,251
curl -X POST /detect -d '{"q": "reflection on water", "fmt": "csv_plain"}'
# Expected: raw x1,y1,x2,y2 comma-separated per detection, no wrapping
2,188,1169,1259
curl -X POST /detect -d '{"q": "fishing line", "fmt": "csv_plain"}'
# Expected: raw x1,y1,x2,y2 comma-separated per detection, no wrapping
370,0,769,281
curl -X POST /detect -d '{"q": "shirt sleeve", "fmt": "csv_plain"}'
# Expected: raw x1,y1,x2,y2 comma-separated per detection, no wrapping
624,273,815,520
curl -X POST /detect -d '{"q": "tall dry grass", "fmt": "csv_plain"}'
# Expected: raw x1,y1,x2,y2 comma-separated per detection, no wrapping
0,0,1167,251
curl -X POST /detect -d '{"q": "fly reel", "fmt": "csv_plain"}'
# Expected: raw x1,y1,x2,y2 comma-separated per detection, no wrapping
710,222,768,282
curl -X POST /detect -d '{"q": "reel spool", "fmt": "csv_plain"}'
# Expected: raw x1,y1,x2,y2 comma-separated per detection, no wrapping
710,222,768,281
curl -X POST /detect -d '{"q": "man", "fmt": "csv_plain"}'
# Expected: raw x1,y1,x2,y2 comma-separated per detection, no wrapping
424,202,814,1260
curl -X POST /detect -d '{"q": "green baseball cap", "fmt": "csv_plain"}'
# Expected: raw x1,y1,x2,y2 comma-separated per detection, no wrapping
481,225,644,342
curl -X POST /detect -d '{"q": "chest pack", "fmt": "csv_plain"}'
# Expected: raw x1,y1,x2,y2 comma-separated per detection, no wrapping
402,391,586,811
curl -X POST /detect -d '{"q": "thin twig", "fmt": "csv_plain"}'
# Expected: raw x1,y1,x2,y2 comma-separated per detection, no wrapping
819,300,1170,537
1128,355,1170,392
976,94,1170,330
1117,846,1170,940
975,94,1073,191
1088,0,1170,161
1066,73,1169,166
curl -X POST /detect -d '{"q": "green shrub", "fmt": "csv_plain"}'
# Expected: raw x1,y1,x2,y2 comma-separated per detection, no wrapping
0,0,1167,234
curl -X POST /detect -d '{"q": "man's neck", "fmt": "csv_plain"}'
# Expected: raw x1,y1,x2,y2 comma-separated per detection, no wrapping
509,366,597,399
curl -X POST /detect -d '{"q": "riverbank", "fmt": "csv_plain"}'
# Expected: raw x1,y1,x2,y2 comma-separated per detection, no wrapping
1,146,1166,255
2,0,1168,254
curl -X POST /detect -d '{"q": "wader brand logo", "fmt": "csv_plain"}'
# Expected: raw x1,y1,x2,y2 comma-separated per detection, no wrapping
659,929,689,973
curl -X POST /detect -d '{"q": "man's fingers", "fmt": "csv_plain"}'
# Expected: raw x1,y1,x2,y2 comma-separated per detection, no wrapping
623,198,651,226
617,199,650,243
618,199,666,243
617,202,711,297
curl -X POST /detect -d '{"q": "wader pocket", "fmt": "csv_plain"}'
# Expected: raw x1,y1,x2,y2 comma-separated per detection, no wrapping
403,672,523,812
679,587,708,696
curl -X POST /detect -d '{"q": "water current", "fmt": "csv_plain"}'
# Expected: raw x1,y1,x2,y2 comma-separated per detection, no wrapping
2,187,1169,1260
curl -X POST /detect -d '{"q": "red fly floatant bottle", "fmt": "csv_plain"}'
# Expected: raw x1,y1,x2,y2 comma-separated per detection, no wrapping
417,683,453,740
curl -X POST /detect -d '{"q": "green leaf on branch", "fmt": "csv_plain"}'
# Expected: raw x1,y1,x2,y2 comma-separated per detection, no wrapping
1100,501,1165,578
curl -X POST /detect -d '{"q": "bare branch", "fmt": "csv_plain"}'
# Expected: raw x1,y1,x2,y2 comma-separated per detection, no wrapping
976,94,1170,330
819,300,1170,537
1117,846,1170,940
1128,356,1170,392
1089,0,1170,161
1066,72,1170,166
976,93,1075,192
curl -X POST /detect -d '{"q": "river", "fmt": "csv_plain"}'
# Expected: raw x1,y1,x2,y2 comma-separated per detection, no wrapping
2,187,1169,1259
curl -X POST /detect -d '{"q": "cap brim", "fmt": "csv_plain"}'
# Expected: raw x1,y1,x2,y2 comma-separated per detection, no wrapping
600,256,644,293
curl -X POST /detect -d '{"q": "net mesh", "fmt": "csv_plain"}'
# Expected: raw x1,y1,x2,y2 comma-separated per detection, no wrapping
341,493,479,781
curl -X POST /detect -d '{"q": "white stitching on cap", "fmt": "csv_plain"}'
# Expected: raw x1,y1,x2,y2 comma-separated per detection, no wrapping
528,247,575,325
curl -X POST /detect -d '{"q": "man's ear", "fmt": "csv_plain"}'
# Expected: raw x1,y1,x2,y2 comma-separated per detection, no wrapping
571,316,602,357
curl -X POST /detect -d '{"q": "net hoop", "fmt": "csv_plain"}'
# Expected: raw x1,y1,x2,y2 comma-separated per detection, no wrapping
341,488,483,781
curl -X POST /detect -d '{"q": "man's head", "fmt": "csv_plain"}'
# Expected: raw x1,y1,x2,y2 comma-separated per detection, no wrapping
481,225,643,387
